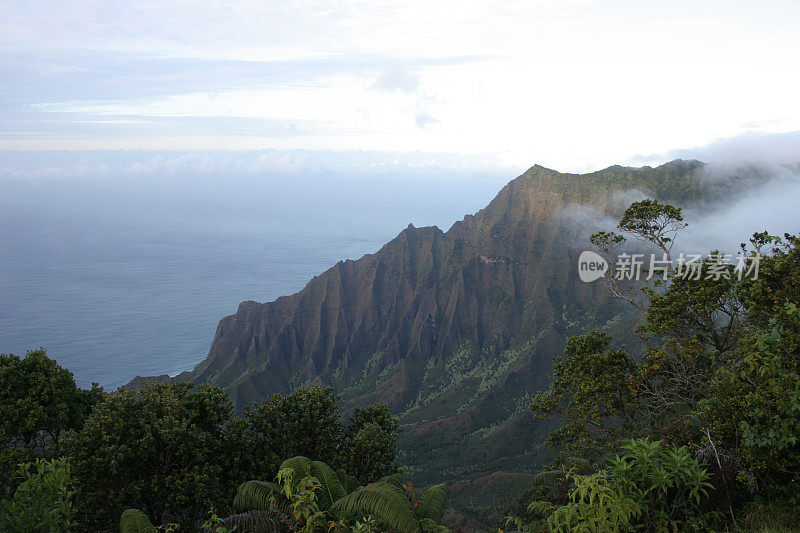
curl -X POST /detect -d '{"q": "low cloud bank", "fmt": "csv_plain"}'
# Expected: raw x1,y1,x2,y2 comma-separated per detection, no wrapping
678,168,800,255
674,130,800,253
0,149,516,182
567,131,800,255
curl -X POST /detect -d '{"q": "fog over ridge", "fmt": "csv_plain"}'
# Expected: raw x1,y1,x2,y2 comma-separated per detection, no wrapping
564,130,800,257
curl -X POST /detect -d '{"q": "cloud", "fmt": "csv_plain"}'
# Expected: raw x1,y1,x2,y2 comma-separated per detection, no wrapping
0,49,374,106
634,130,800,170
565,157,800,259
370,65,420,93
0,149,516,181
680,181,800,254
0,0,599,60
414,111,439,128
2,1,800,173
676,130,800,174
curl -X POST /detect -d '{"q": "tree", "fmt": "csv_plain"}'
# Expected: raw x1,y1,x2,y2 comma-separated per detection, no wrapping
0,349,103,485
227,386,400,487
701,302,800,499
643,253,744,354
63,381,233,530
227,386,345,485
590,199,687,310
617,199,686,261
530,205,800,526
633,255,746,445
530,330,638,455
342,404,400,483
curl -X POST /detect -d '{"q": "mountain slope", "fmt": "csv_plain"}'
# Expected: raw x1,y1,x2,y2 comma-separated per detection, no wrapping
132,159,712,521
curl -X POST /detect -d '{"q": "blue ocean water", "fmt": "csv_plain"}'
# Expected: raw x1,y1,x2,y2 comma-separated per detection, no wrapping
0,170,504,388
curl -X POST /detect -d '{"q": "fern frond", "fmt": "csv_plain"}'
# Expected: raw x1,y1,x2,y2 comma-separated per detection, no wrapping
414,484,449,523
119,508,157,533
234,480,288,512
331,481,420,533
280,456,312,479
379,473,404,488
222,510,286,533
310,460,347,510
335,468,361,494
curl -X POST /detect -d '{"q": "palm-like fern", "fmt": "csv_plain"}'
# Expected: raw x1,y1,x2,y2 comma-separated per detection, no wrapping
234,457,450,533
414,484,449,524
119,508,157,533
331,481,420,533
279,456,312,478
310,460,348,509
378,473,403,488
222,510,285,532
234,480,290,513
336,468,361,494
275,456,352,510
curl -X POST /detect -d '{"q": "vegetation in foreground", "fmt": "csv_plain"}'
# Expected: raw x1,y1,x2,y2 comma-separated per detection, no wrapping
0,358,415,531
509,200,799,531
121,455,449,533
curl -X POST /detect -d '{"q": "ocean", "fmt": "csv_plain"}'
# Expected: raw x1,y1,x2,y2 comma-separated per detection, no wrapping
0,169,505,388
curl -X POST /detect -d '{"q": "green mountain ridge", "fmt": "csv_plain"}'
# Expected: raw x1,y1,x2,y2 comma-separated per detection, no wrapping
131,158,739,522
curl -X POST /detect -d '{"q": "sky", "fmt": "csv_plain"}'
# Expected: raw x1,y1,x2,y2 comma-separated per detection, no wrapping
2,0,800,172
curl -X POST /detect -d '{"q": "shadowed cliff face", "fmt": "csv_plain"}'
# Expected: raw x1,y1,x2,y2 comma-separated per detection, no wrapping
131,159,709,518
176,161,706,401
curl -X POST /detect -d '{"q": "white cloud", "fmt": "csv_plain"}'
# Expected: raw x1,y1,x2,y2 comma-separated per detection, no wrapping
0,149,517,181
414,111,438,128
2,1,800,172
656,130,800,173
370,65,420,93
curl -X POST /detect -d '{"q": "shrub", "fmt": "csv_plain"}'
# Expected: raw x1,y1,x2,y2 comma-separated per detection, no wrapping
0,457,75,532
64,382,232,530
522,439,714,532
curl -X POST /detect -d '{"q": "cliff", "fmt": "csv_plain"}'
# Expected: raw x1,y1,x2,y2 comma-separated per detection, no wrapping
132,159,710,518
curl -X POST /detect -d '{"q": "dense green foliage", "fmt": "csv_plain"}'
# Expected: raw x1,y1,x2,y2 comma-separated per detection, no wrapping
520,199,800,530
63,381,234,530
544,471,641,532
119,456,449,533
343,405,401,482
0,354,400,531
530,330,638,456
511,439,714,532
228,388,399,488
0,349,102,485
605,439,713,528
0,457,76,532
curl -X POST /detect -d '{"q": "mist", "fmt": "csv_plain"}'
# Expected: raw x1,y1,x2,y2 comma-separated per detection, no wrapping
673,131,800,254
567,131,800,256
677,166,800,255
